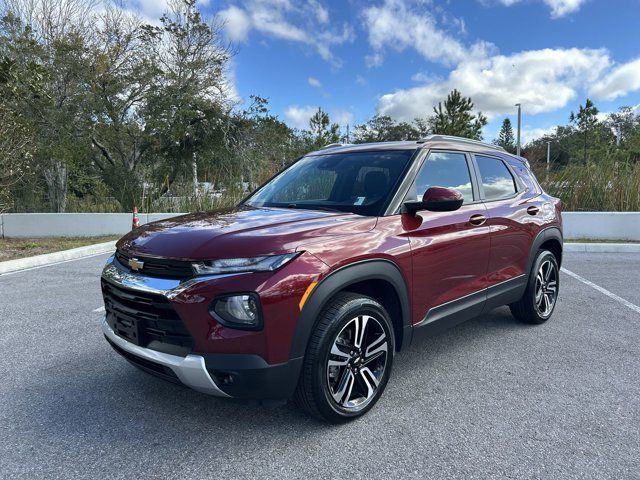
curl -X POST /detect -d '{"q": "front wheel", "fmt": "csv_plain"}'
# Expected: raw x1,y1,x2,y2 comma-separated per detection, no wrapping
295,292,394,423
510,249,559,324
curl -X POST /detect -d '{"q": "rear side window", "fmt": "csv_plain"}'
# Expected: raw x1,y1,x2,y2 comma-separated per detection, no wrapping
407,152,474,203
475,156,517,201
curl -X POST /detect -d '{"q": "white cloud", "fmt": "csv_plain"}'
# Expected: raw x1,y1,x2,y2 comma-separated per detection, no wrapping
308,0,329,24
355,75,368,86
123,0,212,25
284,105,318,129
521,126,557,144
332,109,354,126
284,105,353,128
377,48,611,121
362,0,494,67
308,77,322,88
129,0,170,22
218,6,252,42
590,58,640,101
217,1,353,66
411,71,442,83
365,52,384,68
491,0,587,18
544,0,586,17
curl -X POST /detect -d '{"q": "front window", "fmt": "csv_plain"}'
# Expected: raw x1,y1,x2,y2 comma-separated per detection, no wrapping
245,150,416,216
404,151,474,204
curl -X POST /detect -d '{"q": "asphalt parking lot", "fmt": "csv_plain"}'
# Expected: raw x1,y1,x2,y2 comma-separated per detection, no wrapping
1,252,639,479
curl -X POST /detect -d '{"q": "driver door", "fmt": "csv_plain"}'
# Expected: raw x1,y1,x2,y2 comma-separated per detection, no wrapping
402,150,491,332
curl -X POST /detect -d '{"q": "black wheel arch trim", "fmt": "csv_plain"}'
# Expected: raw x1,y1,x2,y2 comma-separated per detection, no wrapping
289,259,412,360
527,226,563,274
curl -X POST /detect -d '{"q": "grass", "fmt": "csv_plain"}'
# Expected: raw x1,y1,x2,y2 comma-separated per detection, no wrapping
565,238,640,244
535,158,640,212
0,236,120,262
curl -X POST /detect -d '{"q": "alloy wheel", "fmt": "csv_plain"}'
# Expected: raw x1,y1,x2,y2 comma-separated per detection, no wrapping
534,259,558,317
326,315,388,412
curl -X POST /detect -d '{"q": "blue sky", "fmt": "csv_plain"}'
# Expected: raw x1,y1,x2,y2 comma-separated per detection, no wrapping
136,0,640,143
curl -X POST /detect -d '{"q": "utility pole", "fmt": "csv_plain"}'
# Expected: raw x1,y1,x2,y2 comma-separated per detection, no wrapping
546,141,551,184
192,152,198,197
515,103,522,156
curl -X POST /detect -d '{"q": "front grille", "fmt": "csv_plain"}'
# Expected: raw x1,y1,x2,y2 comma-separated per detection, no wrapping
102,279,194,356
115,250,194,280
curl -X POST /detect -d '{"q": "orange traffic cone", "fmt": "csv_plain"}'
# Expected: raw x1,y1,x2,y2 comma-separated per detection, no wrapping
132,206,140,229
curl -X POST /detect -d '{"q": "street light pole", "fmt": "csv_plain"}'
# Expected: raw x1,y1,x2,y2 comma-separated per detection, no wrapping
515,103,522,156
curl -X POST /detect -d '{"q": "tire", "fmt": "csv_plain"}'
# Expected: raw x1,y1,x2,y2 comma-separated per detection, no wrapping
295,292,395,423
510,249,560,324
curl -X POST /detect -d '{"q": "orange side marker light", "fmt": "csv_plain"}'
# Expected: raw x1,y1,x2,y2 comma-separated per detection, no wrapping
299,282,318,311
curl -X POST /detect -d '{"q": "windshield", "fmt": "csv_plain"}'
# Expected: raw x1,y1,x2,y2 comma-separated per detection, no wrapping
245,150,416,216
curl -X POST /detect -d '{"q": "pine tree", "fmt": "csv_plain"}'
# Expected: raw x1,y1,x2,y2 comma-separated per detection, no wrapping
307,107,340,147
494,118,516,153
429,89,487,140
570,98,599,162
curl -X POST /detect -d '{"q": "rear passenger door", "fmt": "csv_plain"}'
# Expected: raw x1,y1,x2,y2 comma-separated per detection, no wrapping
472,154,541,307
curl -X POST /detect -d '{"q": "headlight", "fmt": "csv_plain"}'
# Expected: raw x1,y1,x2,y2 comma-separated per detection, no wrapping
192,253,300,275
210,293,263,330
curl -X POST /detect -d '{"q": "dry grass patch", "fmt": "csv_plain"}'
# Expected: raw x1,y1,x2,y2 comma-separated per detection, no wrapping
0,236,120,262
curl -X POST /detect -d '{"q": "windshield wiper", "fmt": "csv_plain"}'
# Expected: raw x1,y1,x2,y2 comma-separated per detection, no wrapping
286,203,342,213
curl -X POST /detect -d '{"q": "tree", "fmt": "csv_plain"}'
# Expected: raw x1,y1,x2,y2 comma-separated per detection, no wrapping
306,107,340,148
429,89,487,140
570,98,599,162
352,115,421,143
142,0,234,201
606,106,640,148
1,1,96,212
0,55,42,212
87,6,158,209
494,118,516,153
229,95,299,189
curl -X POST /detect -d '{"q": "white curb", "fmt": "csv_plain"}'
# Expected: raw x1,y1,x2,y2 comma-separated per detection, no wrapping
0,240,116,275
564,242,640,253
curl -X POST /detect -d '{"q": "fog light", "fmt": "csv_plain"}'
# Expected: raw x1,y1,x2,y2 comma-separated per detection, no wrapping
210,293,263,330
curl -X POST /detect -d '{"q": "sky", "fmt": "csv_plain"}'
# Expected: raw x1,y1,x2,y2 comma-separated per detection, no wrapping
130,0,640,143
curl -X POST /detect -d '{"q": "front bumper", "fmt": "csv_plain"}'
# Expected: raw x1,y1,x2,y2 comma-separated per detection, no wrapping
102,318,230,397
101,254,305,399
104,318,303,399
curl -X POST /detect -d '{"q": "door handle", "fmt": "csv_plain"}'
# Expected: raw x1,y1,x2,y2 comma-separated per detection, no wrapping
469,214,486,226
527,206,540,215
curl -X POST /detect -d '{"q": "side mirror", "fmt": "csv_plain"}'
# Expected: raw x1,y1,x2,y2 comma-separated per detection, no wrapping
403,186,464,214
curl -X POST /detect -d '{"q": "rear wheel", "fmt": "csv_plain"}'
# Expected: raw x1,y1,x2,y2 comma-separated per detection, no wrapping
295,292,394,423
510,249,559,324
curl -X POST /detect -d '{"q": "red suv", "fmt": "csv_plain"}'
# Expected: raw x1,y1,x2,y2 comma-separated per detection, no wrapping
101,135,562,422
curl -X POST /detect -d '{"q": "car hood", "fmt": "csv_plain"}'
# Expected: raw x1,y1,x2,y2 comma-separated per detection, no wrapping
116,206,377,260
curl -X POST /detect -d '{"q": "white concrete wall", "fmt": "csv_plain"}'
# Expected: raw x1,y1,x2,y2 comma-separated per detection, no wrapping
562,212,640,241
1,211,639,240
0,213,184,238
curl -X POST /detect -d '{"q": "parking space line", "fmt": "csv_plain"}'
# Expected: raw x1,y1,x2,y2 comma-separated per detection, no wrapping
561,267,640,315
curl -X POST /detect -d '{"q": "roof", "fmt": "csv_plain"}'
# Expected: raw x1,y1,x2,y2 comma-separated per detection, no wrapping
309,135,528,166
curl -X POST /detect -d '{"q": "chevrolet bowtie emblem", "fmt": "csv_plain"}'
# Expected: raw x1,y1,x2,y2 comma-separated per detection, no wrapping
128,258,144,271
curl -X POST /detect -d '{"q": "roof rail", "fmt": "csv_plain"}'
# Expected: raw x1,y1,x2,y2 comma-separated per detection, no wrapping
320,142,351,149
418,135,506,152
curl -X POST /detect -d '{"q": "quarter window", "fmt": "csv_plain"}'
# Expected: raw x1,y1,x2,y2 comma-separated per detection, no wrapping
475,156,517,201
406,152,474,203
